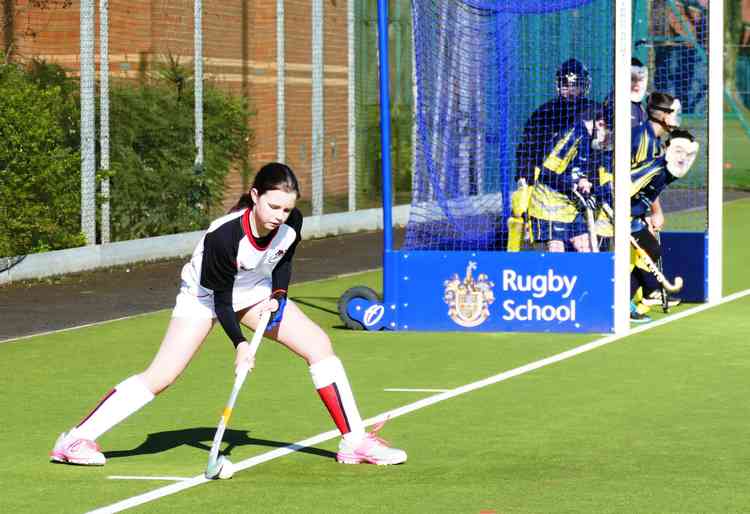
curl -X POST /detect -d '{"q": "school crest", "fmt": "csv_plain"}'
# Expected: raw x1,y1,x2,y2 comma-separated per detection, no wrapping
267,248,286,264
444,261,495,327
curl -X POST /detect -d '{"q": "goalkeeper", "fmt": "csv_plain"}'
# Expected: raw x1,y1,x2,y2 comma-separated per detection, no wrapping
509,58,599,251
629,129,699,322
526,103,612,253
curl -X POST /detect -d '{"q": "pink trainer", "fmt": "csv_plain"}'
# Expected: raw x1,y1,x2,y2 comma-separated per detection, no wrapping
50,432,106,466
336,421,407,465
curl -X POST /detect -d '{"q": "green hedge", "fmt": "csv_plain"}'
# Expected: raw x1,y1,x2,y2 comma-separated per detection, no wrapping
0,62,83,257
0,60,252,257
107,81,251,239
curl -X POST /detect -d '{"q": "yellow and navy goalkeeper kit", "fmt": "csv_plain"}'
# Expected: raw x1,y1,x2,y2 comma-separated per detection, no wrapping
515,96,599,183
527,121,598,241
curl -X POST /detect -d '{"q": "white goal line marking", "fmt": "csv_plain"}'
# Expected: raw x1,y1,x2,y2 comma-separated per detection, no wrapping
384,388,451,393
87,288,750,514
107,476,191,482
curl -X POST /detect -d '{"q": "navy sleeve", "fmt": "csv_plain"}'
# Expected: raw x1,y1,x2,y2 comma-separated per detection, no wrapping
271,208,303,300
200,223,242,292
631,193,653,218
631,169,672,218
213,289,246,348
199,218,246,347
516,109,544,181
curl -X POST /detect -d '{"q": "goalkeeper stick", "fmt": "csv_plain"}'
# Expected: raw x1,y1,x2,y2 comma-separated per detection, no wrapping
654,231,670,313
205,310,270,479
630,235,684,293
571,189,598,253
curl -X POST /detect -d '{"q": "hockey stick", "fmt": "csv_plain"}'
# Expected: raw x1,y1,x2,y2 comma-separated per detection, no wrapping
600,204,683,294
571,189,598,253
653,231,670,313
205,310,271,479
630,235,684,293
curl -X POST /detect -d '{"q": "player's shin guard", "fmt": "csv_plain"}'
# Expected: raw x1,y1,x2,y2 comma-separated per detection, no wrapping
68,375,154,441
309,356,365,442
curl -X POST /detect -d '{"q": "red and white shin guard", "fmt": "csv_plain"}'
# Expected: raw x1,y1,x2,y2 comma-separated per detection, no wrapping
309,356,365,443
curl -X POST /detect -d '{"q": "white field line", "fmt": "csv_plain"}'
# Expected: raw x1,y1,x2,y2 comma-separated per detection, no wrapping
107,476,191,482
384,388,450,393
86,288,750,514
0,313,157,345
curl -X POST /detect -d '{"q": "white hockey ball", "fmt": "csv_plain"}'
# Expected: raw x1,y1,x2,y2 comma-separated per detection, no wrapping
218,458,235,479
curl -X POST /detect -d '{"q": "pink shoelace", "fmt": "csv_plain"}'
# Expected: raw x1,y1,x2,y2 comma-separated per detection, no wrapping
364,420,391,448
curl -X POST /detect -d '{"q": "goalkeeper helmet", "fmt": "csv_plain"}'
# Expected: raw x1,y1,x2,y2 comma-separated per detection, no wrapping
556,59,591,98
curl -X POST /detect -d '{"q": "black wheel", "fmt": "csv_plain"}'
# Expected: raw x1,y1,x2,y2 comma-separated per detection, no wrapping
337,286,381,330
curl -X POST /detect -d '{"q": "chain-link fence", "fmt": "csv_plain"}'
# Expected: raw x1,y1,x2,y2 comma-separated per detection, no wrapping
1,0,748,269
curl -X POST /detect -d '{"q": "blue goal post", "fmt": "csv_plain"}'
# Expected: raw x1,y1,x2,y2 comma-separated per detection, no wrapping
338,0,722,333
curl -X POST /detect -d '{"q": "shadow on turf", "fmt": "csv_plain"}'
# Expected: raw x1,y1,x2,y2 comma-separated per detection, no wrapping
104,427,336,461
289,296,339,316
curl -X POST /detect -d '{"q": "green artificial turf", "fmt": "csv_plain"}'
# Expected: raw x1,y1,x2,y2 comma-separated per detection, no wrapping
1,200,748,514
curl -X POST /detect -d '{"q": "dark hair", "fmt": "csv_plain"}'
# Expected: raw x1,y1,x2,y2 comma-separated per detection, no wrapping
631,57,644,67
230,162,300,212
647,91,676,115
666,128,695,145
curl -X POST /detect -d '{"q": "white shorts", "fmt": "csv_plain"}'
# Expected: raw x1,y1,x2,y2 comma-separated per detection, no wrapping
171,286,270,319
172,291,216,319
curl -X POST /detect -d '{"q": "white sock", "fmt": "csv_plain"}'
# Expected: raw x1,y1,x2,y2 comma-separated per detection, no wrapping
309,356,365,442
68,375,155,442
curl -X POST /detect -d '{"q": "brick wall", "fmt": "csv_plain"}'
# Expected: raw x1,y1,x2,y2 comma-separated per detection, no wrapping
2,0,351,213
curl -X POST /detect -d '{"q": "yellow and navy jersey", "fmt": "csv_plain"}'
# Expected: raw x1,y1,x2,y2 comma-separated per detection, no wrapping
515,97,600,182
631,102,647,128
630,157,678,231
593,150,613,206
528,122,596,223
631,121,663,168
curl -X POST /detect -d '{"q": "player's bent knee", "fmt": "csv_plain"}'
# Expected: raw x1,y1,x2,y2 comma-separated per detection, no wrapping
139,368,181,395
304,332,334,363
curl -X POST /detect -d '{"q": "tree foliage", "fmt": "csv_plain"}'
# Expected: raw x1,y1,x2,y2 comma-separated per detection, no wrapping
0,59,252,256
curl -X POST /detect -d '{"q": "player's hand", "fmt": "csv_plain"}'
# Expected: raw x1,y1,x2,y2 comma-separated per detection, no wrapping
235,341,256,375
255,297,280,314
575,179,593,195
647,210,665,233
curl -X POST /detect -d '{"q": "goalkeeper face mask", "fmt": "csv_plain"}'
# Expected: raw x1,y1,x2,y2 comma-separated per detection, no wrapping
665,136,699,178
631,65,648,103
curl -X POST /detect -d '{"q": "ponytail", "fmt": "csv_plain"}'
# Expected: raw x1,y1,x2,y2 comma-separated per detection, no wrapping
228,162,300,213
229,193,253,213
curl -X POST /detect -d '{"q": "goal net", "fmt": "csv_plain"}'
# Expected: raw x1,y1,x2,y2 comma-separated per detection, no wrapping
404,0,614,251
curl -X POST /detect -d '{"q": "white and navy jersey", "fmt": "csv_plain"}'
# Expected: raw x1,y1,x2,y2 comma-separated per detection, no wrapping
180,207,303,346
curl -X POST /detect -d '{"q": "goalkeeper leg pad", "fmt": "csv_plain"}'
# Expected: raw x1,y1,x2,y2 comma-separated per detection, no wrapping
507,216,525,252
